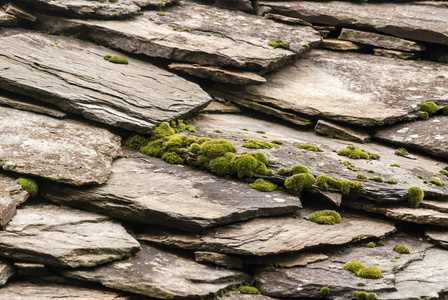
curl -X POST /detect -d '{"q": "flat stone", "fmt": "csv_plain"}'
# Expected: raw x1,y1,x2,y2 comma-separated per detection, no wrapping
0,9,19,26
314,119,371,143
425,228,448,249
0,282,127,299
215,0,253,12
36,0,321,73
0,259,15,286
42,151,301,232
0,174,28,228
169,63,267,85
59,244,250,299
0,203,140,268
213,50,448,127
243,252,328,268
264,13,312,26
0,106,121,185
131,0,178,8
373,48,420,60
0,31,211,135
13,262,49,279
312,25,336,38
195,251,243,269
421,200,448,213
374,116,448,159
4,2,36,22
338,28,425,52
224,292,277,300
203,99,242,113
256,1,448,45
137,209,396,256
20,0,140,19
319,39,363,51
0,91,67,118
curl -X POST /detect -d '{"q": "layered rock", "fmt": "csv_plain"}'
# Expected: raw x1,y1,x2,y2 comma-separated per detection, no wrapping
0,174,29,227
0,259,15,286
373,48,420,60
195,251,243,269
0,204,140,268
314,119,370,143
319,39,362,51
43,151,301,232
425,228,448,249
0,9,19,26
3,2,36,22
0,91,67,118
60,244,250,299
0,106,121,185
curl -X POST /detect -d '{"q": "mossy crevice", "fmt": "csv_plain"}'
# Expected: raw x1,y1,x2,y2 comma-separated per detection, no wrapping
337,145,379,160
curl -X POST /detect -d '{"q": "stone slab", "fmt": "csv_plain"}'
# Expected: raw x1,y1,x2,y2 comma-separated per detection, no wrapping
215,0,253,12
0,174,28,228
0,259,15,286
195,251,243,269
213,50,448,127
0,204,140,268
0,31,211,134
314,119,371,143
60,244,251,299
243,252,328,268
264,13,312,26
425,228,448,249
320,39,363,51
0,106,121,185
203,100,242,113
42,151,301,232
0,9,19,26
132,0,178,8
0,91,67,118
373,48,420,60
4,2,36,22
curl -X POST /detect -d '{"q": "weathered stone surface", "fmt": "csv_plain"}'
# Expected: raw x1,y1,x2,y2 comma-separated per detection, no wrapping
60,245,250,299
195,251,243,269
0,259,15,286
0,282,127,299
215,0,253,12
425,228,448,248
256,1,448,45
20,0,140,19
4,2,36,22
0,91,67,118
0,204,140,268
43,151,301,232
374,116,448,159
0,174,28,228
203,99,242,113
0,106,121,185
169,63,267,85
137,209,396,256
319,39,363,51
131,0,178,8
373,48,420,60
314,119,371,143
338,28,425,52
421,200,448,213
312,25,336,38
264,13,312,26
244,252,328,268
36,0,321,73
225,292,277,300
256,234,432,299
213,50,448,127
0,8,19,26
0,31,211,134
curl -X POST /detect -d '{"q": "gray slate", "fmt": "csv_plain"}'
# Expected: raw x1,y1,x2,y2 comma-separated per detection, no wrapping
0,9,19,26
374,115,448,159
215,0,253,12
0,259,15,286
0,174,29,228
213,50,448,127
195,251,243,269
131,0,178,8
373,48,420,60
256,1,448,45
425,228,448,249
0,204,140,268
42,151,301,232
60,244,251,299
319,39,363,51
0,106,121,185
0,31,211,134
314,119,370,143
0,91,67,118
3,2,36,22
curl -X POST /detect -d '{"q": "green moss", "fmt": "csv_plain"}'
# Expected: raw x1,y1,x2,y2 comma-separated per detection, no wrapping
271,140,283,145
343,261,365,273
157,1,165,10
231,153,266,179
105,55,129,64
356,282,366,286
417,175,424,179
250,179,278,192
418,112,429,120
242,138,277,149
180,28,191,32
122,134,150,152
291,165,309,174
252,152,269,165
367,169,374,173
395,148,409,156
284,173,315,195
385,180,398,184
443,107,448,115
309,210,341,225
366,293,377,300
316,175,362,195
419,101,438,114
161,151,184,164
238,286,259,294
390,164,400,167
209,156,233,177
200,140,237,160
353,291,367,300
16,178,38,197
104,55,112,60
337,145,379,160
369,177,384,182
151,122,176,139
367,242,375,248
357,174,367,179
297,143,323,152
316,175,329,190
320,286,330,296
423,180,429,184
189,143,201,154
277,167,286,175
185,124,195,132
377,240,385,246
356,267,383,279
430,178,444,186
267,39,290,49
393,245,411,254
157,12,165,16
408,186,424,208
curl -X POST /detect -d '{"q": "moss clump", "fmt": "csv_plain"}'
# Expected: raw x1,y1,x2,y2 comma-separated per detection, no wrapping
353,291,367,300
271,140,283,145
104,55,129,64
180,28,191,32
385,180,398,184
309,210,341,225
157,1,165,10
343,261,365,273
199,140,237,161
185,124,195,132
367,242,375,248
418,112,429,120
357,174,367,179
284,173,315,195
297,143,323,152
189,143,201,154
366,293,377,300
443,107,448,115
238,286,259,294
316,175,363,195
16,178,38,197
249,179,277,192
395,148,409,156
277,167,286,175
369,177,384,183
291,165,309,174
157,12,165,16
242,138,277,149
393,245,411,254
367,169,374,173
122,134,150,152
357,282,366,286
231,153,268,179
430,178,444,186
419,101,438,114
337,145,379,160
439,169,448,177
377,240,385,246
209,156,233,177
267,39,290,49
408,186,424,208
320,286,330,296
356,267,383,279
390,164,400,167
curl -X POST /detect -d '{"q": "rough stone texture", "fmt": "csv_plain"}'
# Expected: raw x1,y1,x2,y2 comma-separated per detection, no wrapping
421,200,448,213
0,91,67,118
244,252,328,268
0,174,28,228
374,116,448,159
203,100,242,113
169,63,267,85
0,8,19,26
36,0,321,73
20,0,140,19
132,0,178,8
4,2,36,22
0,282,127,299
373,48,420,60
224,292,277,300
256,234,432,299
319,39,363,51
60,245,251,299
0,31,211,135
137,209,396,256
0,106,121,186
0,259,15,286
425,228,448,249
43,151,301,232
0,204,140,268
338,28,425,52
215,0,253,12
314,119,371,143
213,50,448,127
195,251,243,269
256,1,448,45
264,13,312,26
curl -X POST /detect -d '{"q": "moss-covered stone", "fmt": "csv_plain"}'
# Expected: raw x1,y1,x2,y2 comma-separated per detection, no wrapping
297,143,323,152
320,286,330,296
367,242,375,248
267,39,290,49
242,138,277,149
408,186,424,208
429,178,444,186
357,174,367,179
238,286,259,294
105,55,129,64
284,173,315,195
16,178,38,197
309,210,341,225
291,165,309,174
122,134,150,152
249,179,278,192
337,145,379,160
316,175,363,195
277,167,286,175
393,245,411,254
343,261,365,273
419,101,438,114
356,267,383,279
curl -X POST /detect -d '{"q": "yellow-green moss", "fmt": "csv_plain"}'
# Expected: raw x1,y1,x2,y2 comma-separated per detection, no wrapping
189,143,201,154
104,55,129,64
385,180,398,184
297,143,323,152
16,178,38,197
367,242,375,248
443,107,448,115
418,112,429,120
357,174,367,179
122,134,150,152
209,156,233,177
356,282,366,286
320,286,330,296
353,291,367,300
242,138,277,149
277,167,286,175
369,177,384,182
377,240,385,246
337,145,379,160
390,164,400,167
185,124,195,132
238,286,259,294
408,186,424,208
419,101,438,114
267,39,290,49
343,261,365,273
291,165,309,174
356,267,383,279
395,148,409,156
393,245,411,254
316,175,363,195
366,293,377,300
231,153,267,179
309,210,341,225
284,173,315,195
249,179,277,192
200,140,237,161
430,178,444,186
